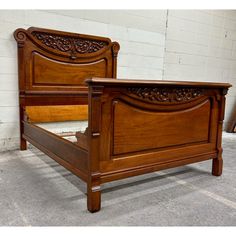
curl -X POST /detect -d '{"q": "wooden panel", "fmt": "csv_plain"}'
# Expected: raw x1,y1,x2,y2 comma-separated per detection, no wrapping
101,143,216,173
32,53,107,86
26,105,88,123
101,152,216,183
113,99,211,155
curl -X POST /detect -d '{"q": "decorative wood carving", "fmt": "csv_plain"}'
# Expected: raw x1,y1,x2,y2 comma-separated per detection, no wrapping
31,31,107,57
127,87,203,102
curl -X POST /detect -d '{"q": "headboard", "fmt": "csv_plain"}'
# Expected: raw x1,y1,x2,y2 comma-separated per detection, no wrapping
14,27,120,122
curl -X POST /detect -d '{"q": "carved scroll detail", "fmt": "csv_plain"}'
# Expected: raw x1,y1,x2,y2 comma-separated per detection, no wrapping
112,42,120,57
14,29,27,47
15,30,27,41
31,31,107,56
127,87,203,102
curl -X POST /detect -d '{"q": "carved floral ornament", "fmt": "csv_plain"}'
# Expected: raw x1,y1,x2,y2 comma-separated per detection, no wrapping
31,31,108,54
14,29,108,56
127,87,203,102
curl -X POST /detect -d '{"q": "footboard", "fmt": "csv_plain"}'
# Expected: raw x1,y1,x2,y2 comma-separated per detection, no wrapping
87,78,231,183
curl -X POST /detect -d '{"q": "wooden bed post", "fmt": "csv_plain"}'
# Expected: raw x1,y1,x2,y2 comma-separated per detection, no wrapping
212,150,223,176
19,105,27,150
212,89,228,176
87,85,103,212
14,29,28,150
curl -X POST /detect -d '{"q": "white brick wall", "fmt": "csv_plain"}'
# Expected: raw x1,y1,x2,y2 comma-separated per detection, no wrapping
1,9,236,152
0,10,167,151
163,10,236,129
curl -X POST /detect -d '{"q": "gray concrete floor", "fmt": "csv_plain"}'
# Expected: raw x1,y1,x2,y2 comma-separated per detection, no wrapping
0,133,236,226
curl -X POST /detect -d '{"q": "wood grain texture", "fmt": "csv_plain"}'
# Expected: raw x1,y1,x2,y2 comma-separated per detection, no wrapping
113,99,211,155
32,53,107,86
26,105,88,123
86,77,231,88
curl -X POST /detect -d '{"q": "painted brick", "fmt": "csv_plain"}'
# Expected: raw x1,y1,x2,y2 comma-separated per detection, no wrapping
117,53,130,67
0,39,17,58
117,66,129,78
82,10,110,23
76,19,109,36
0,74,18,91
108,24,128,41
44,10,86,19
0,21,26,40
165,40,208,56
0,10,26,25
167,16,197,33
127,28,165,46
128,42,164,57
128,55,164,70
0,58,17,74
0,91,18,106
125,10,167,21
0,107,19,122
177,54,206,66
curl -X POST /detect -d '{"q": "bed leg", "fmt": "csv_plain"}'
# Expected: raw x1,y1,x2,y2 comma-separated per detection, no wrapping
20,138,27,150
20,106,27,150
212,158,223,176
87,182,101,213
87,172,101,213
212,149,223,176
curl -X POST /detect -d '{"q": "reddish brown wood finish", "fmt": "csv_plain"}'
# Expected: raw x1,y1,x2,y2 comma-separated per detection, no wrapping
14,27,231,213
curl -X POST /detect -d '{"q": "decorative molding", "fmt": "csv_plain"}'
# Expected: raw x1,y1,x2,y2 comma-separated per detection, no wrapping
127,87,203,102
31,31,108,58
91,85,104,96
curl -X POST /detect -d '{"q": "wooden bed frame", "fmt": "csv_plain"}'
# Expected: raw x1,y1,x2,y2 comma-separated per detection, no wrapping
14,27,231,213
